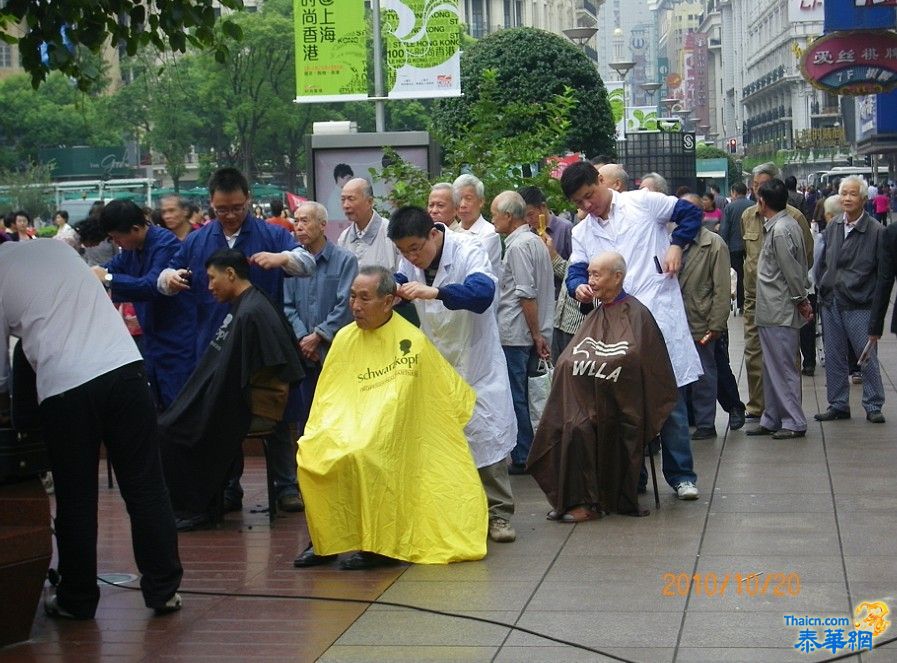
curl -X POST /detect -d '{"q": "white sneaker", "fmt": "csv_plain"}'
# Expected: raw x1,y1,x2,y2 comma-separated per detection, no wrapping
675,482,699,500
153,593,182,615
488,517,516,543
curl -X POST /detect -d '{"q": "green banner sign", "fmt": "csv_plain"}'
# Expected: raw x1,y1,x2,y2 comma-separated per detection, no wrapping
294,0,368,103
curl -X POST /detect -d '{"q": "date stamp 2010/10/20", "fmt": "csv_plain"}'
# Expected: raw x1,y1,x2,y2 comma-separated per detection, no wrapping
661,572,801,598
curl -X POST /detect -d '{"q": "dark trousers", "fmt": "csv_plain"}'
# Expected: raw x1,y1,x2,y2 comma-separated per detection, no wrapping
799,292,818,370
730,250,745,311
39,361,182,618
715,331,744,413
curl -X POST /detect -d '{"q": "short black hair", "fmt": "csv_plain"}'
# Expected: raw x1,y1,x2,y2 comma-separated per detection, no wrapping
675,185,692,197
54,210,69,222
518,185,546,207
387,206,434,240
205,248,250,279
13,210,31,224
3,212,15,229
100,199,148,234
270,198,284,216
560,161,599,199
333,163,353,182
208,167,249,197
757,178,788,212
589,154,613,166
74,214,108,245
708,183,720,194
731,182,748,196
784,175,798,191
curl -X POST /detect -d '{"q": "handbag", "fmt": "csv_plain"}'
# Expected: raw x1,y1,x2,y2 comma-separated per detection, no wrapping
527,358,554,434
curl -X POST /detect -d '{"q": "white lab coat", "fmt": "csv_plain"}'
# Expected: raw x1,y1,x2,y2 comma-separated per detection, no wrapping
398,228,517,468
569,189,702,387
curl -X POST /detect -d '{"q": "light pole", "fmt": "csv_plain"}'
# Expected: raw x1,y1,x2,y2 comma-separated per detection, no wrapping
562,26,598,58
641,82,662,115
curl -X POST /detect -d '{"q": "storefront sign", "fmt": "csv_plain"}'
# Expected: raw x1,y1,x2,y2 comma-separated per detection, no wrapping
800,29,897,95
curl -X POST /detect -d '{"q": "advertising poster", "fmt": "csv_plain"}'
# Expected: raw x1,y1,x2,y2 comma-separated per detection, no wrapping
294,0,368,103
382,0,462,99
626,106,659,132
606,81,626,138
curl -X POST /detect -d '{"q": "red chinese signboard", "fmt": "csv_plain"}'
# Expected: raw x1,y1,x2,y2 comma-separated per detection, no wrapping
801,30,897,95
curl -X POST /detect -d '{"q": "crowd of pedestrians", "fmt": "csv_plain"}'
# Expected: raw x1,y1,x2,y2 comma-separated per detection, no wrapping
1,159,895,620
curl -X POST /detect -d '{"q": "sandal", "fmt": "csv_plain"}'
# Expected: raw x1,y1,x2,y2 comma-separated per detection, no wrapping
560,506,602,523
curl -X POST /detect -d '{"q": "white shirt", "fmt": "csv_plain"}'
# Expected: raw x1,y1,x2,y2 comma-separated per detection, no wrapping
456,215,503,280
0,240,140,402
569,189,702,387
337,211,399,271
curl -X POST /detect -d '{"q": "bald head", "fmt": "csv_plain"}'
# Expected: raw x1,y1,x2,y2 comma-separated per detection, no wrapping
490,190,528,235
587,251,626,304
599,164,629,192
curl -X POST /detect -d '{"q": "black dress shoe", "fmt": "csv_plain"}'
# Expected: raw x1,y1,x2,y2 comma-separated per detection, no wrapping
222,497,242,513
293,545,337,568
175,513,211,532
691,427,717,440
729,406,746,431
745,425,775,436
814,408,851,421
339,551,400,571
866,410,886,424
772,428,806,439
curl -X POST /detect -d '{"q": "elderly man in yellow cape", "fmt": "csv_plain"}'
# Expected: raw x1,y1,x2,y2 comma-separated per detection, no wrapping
527,252,679,522
295,266,488,570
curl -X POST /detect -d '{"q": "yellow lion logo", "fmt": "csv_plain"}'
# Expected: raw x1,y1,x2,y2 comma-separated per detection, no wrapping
855,601,890,637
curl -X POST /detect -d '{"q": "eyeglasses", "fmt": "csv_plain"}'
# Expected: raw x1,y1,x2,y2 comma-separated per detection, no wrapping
214,202,248,217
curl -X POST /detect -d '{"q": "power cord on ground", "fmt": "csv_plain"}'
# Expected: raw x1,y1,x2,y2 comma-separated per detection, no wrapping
85,574,892,663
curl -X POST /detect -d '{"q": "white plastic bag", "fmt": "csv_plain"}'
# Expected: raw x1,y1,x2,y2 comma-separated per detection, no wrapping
528,358,554,434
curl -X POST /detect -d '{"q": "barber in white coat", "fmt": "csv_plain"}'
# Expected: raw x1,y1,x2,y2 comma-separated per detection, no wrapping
387,206,518,544
560,161,705,501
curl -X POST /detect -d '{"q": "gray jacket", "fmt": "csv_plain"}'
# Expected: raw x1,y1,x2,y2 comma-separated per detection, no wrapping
816,211,886,310
756,211,809,329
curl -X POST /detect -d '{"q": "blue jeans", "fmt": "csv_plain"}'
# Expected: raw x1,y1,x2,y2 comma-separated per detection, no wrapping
642,387,697,489
503,345,535,466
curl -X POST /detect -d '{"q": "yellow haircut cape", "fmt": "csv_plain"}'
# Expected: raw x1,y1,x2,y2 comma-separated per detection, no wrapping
297,313,487,564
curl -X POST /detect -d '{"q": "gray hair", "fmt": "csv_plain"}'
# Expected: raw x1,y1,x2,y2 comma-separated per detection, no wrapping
358,265,396,297
492,190,527,220
430,182,453,195
160,194,188,209
838,175,869,199
593,250,627,278
298,200,328,223
599,163,629,188
452,173,485,204
640,172,669,194
823,195,843,217
752,162,780,179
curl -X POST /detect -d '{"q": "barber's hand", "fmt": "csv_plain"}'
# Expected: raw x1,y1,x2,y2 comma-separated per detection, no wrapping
398,282,438,301
574,284,594,303
663,244,683,277
250,252,288,270
534,335,551,360
91,266,108,283
797,299,814,322
299,333,322,362
166,268,192,293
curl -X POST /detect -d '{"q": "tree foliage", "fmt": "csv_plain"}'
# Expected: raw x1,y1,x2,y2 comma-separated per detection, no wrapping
0,0,244,91
431,27,615,160
0,160,55,219
377,69,577,215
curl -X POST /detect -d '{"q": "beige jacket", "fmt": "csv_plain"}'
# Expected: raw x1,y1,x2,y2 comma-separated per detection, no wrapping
679,228,732,341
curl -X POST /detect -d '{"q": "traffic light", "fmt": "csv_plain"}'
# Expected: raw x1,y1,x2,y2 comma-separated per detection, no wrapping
728,138,737,154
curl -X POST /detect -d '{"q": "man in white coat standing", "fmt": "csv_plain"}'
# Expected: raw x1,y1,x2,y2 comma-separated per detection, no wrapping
560,161,704,500
451,173,503,280
388,206,518,543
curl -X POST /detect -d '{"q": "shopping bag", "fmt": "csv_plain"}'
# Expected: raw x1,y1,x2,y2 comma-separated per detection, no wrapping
528,358,554,433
